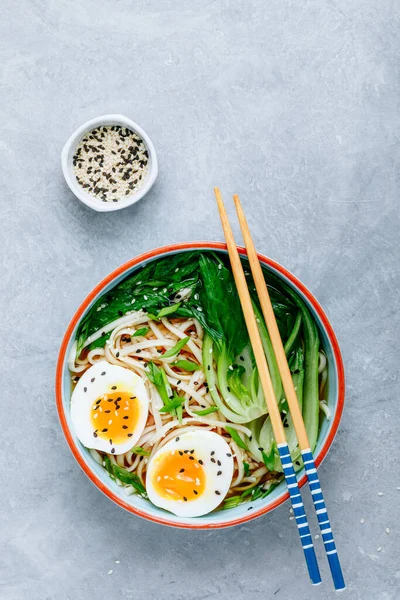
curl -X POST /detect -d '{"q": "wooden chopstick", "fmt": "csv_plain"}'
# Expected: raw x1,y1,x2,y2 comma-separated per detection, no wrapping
233,193,345,592
214,188,321,586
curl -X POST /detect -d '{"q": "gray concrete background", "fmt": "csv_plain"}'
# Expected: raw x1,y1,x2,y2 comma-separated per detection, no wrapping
1,1,399,599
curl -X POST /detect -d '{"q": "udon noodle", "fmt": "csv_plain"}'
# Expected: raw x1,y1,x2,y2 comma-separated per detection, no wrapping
70,312,285,500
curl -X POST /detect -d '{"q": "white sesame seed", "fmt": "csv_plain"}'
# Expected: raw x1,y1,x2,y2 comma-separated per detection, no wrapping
360,518,365,524
108,569,113,575
108,420,112,425
386,528,390,534
289,516,294,520
209,348,213,354
397,487,400,490
315,534,319,540
115,560,120,564
229,365,234,371
131,298,136,304
94,414,98,419
115,412,118,416
144,295,148,300
289,507,293,514
197,306,203,312
378,492,384,496
377,547,382,552
153,287,158,291
175,268,179,272
218,263,222,270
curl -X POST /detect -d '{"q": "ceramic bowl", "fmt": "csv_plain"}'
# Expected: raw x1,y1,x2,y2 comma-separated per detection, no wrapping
61,114,158,212
56,242,345,529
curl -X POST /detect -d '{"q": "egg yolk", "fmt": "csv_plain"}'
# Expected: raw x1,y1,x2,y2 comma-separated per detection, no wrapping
90,390,140,446
150,450,206,502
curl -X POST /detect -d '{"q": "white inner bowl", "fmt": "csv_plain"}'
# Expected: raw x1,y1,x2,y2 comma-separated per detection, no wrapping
61,114,158,212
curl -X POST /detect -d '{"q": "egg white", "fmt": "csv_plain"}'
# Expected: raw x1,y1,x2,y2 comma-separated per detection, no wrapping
146,431,234,517
70,361,149,455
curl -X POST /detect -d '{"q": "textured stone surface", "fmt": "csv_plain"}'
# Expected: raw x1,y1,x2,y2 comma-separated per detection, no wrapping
1,1,399,599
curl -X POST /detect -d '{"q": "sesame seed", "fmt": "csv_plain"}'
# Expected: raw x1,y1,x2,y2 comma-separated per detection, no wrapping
193,490,198,495
360,518,365,524
101,371,106,376
217,471,222,476
84,387,87,392
115,560,120,564
211,451,215,456
91,378,95,382
183,496,187,501
175,437,180,442
180,468,185,473
378,492,384,496
386,527,390,534
111,386,117,390
198,460,203,465
226,453,232,457
108,570,113,575
289,516,294,520
314,534,319,540
377,547,382,552
215,491,221,495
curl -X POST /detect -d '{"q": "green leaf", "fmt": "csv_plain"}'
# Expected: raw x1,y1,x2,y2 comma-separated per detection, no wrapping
133,327,150,337
176,403,183,424
159,394,186,413
157,302,182,318
262,446,276,471
131,446,150,456
226,426,249,451
103,456,147,496
146,362,169,405
222,496,242,509
243,462,250,476
162,336,190,358
173,359,201,372
193,406,219,416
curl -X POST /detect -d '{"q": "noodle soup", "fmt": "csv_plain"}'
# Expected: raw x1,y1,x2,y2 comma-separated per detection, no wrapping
67,250,332,518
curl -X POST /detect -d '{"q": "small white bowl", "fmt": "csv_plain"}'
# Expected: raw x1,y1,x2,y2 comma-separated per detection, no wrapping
61,114,158,212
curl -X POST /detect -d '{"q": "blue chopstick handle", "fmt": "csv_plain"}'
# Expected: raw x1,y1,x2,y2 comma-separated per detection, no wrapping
277,444,322,586
301,449,345,591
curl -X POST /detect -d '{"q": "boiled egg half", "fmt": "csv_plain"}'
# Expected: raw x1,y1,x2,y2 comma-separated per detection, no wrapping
146,431,234,517
71,362,149,455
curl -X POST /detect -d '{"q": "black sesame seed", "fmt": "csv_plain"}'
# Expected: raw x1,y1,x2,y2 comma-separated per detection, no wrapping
240,356,244,361
207,366,211,371
84,387,87,392
116,352,120,358
122,425,128,429
198,460,203,465
179,468,185,473
215,491,221,496
127,433,133,437
247,506,253,511
217,460,221,466
211,458,216,463
179,451,183,456
101,371,106,376
295,460,300,466
102,428,108,432
123,416,129,420
91,378,95,383
189,456,194,461
227,386,231,392
96,399,101,405
105,410,111,414
175,437,180,442
258,447,264,452
111,386,117,390
217,471,222,476
109,439,112,444
177,380,181,385
111,448,115,454
193,490,198,495
211,451,215,456
226,453,232,457
183,496,187,502
93,432,98,437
